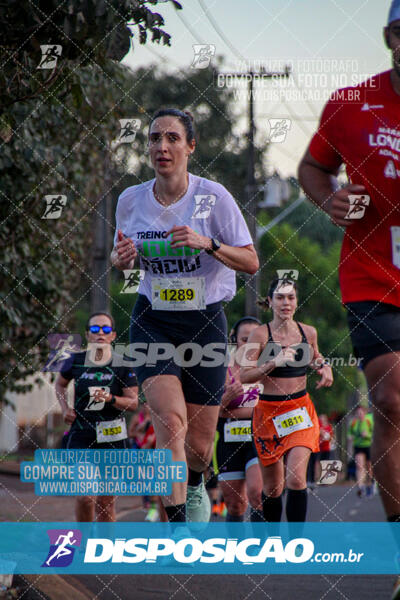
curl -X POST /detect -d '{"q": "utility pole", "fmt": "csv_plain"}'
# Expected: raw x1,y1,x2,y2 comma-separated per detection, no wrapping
91,150,112,314
218,67,290,317
245,72,258,317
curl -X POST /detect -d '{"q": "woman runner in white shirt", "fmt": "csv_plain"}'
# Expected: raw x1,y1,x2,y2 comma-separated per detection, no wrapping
111,108,259,525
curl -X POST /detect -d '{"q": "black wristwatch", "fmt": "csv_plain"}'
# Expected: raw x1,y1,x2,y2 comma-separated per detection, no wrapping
206,238,221,255
110,395,116,405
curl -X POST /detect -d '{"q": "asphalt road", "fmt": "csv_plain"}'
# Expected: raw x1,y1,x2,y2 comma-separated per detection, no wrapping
69,573,394,600
69,484,394,600
1,473,396,600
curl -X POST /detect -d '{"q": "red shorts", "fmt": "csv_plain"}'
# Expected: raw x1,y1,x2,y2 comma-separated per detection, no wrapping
253,389,320,466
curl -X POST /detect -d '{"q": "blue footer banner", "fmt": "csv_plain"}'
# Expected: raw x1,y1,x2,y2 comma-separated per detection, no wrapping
0,522,399,574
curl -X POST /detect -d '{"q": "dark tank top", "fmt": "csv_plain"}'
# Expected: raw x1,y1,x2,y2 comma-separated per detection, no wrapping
266,322,311,378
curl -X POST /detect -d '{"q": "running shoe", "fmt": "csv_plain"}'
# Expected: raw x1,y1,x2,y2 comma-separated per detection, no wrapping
174,525,192,540
356,486,365,498
145,507,159,522
219,502,227,518
212,502,219,517
159,525,194,568
295,546,303,558
186,481,211,523
391,576,400,600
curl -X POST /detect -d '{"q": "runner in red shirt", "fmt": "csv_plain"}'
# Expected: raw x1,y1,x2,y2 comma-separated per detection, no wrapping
319,414,333,461
298,1,400,534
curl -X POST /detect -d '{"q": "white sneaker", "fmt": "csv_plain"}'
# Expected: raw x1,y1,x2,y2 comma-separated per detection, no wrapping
145,507,159,522
186,481,211,525
159,525,194,568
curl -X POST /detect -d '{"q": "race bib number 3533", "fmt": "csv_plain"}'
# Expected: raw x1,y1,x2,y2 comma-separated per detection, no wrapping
96,418,127,443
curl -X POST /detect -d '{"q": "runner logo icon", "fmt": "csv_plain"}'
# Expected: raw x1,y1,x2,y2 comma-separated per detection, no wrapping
268,119,291,143
317,460,343,485
344,195,370,220
190,45,216,69
118,119,141,143
43,334,81,372
277,269,299,282
42,529,82,567
37,45,62,69
192,195,216,219
121,269,145,293
42,195,67,219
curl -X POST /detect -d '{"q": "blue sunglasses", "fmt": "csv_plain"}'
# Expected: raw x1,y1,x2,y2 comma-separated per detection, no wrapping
88,325,113,334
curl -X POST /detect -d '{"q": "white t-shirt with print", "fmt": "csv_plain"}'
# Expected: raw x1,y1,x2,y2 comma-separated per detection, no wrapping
113,173,253,304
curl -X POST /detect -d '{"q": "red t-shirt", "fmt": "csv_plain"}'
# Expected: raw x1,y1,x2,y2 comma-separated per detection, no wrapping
309,70,400,306
141,423,156,449
319,423,333,453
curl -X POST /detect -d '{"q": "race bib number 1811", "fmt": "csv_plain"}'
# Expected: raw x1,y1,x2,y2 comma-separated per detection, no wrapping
272,407,313,438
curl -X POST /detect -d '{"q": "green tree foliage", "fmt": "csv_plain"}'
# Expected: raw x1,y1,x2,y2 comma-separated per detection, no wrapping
283,196,343,251
257,179,343,251
0,0,181,112
111,63,266,204
0,0,356,421
0,1,179,401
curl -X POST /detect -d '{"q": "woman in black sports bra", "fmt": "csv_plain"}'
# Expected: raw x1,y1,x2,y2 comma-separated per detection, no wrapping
240,277,333,523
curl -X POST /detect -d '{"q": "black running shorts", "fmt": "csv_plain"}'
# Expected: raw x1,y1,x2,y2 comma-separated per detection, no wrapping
354,446,371,461
346,301,400,369
129,294,228,406
66,429,129,450
214,417,258,480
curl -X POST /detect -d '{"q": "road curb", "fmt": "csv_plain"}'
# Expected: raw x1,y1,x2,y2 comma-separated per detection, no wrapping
0,463,20,477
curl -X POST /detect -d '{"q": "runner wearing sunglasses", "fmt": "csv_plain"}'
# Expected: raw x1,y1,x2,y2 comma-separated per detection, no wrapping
55,312,138,522
88,324,114,334
111,108,258,524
